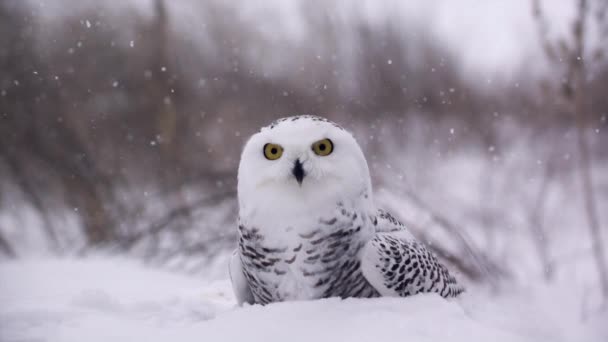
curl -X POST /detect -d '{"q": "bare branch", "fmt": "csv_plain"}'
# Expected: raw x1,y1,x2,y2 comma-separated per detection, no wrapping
527,146,557,281
571,0,608,298
121,190,236,249
0,154,60,250
531,0,562,63
0,227,16,258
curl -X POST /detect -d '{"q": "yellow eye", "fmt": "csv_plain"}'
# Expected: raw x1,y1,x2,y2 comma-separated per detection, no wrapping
263,143,283,160
312,138,333,156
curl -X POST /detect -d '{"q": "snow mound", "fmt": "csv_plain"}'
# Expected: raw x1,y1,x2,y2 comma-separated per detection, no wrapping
0,258,605,342
209,296,534,342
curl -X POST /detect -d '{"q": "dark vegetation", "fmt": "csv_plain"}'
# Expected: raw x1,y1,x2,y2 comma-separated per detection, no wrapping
0,0,606,291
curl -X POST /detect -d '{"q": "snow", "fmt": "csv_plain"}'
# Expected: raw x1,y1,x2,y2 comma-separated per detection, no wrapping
1,257,606,342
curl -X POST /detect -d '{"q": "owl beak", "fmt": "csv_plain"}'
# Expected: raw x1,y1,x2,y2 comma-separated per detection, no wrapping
292,159,305,185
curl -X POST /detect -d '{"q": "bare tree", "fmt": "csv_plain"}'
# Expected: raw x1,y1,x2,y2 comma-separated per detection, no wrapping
3,0,605,282
532,0,608,297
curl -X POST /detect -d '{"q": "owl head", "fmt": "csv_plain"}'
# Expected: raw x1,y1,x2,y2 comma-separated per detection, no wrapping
237,115,373,219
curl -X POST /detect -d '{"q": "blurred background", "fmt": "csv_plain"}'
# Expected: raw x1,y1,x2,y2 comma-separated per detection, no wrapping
0,0,607,300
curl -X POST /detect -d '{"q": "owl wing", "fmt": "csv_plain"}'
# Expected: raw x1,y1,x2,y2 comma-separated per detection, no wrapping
229,249,255,305
360,210,464,298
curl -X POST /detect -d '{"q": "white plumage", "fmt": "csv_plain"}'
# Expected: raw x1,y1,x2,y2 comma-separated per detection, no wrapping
230,115,463,305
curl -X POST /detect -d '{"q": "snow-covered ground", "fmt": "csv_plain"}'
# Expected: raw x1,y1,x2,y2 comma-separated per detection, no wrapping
1,257,605,342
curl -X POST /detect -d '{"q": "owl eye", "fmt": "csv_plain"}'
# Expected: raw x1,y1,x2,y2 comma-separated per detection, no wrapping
312,138,333,156
263,143,283,160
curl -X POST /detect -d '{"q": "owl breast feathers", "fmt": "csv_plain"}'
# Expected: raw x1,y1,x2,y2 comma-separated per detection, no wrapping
230,115,464,305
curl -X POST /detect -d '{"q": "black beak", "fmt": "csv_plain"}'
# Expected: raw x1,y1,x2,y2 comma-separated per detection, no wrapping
292,159,305,185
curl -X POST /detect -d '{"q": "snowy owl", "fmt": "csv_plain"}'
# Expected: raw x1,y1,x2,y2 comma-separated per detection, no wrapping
230,115,463,304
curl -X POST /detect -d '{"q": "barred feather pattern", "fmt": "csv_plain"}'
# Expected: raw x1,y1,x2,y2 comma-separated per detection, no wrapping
238,205,379,304
237,206,463,304
365,234,464,298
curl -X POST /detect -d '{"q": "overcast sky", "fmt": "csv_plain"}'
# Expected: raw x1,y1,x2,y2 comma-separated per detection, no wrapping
234,0,575,74
27,0,575,77
423,0,573,75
